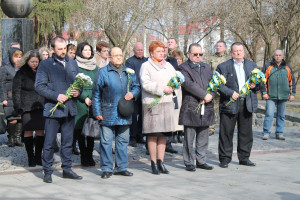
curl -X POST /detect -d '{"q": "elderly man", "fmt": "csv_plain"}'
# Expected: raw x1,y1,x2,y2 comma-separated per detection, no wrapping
209,41,231,136
93,47,140,179
261,49,296,140
125,42,147,147
217,42,264,168
179,43,216,171
168,38,179,56
35,36,82,183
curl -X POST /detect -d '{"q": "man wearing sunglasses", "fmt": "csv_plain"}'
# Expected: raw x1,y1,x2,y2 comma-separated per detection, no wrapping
178,43,216,172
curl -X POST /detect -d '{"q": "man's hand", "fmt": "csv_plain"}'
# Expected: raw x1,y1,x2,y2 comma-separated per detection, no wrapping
85,97,92,106
204,94,213,103
95,115,103,120
125,92,134,100
2,100,8,106
70,90,80,97
200,100,205,105
262,94,269,100
232,91,240,100
249,83,256,89
57,94,68,103
163,86,173,94
289,95,295,102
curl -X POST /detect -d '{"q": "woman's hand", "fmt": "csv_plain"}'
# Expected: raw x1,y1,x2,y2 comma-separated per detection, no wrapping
85,97,92,106
2,100,8,106
163,86,173,94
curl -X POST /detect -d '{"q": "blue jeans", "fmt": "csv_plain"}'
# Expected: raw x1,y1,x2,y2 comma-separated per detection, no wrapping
263,99,287,136
100,125,129,172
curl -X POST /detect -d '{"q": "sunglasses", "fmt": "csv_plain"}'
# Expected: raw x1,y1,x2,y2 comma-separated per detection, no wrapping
192,53,203,57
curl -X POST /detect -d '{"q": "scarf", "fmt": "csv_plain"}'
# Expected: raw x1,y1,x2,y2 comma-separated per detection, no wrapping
76,56,97,71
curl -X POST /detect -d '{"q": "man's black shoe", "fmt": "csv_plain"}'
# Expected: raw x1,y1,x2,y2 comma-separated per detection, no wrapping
114,170,133,176
239,160,256,166
137,138,146,144
165,146,178,154
129,140,137,147
196,163,214,170
219,161,228,168
185,165,196,172
43,174,52,183
62,170,83,179
101,172,113,179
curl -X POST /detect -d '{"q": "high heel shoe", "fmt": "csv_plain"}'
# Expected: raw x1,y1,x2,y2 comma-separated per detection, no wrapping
151,160,160,175
157,159,170,174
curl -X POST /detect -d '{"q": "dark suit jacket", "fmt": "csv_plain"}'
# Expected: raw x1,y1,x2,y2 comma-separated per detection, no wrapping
179,60,216,127
216,59,263,115
35,55,79,118
166,56,179,70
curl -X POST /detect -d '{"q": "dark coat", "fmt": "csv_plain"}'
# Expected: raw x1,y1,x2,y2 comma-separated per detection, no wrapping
166,56,179,70
12,64,44,115
178,60,216,127
216,59,263,115
125,55,147,84
0,48,21,118
35,55,79,118
92,63,140,126
74,66,98,130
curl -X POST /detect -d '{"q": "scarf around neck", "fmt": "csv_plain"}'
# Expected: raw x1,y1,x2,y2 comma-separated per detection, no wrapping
76,56,97,70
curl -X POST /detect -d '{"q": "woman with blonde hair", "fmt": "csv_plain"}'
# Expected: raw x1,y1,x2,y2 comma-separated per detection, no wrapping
39,47,51,60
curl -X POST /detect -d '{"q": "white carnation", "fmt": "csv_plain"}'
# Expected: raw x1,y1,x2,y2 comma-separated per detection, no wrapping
126,68,135,74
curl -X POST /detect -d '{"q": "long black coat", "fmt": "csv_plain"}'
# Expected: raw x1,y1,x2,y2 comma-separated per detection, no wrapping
178,59,216,127
12,64,44,115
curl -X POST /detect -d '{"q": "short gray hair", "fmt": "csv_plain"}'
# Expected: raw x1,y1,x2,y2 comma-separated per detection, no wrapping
273,49,284,57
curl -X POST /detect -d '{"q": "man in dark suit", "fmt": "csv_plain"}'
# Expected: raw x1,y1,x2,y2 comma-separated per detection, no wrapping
216,42,263,168
125,42,147,147
35,36,82,183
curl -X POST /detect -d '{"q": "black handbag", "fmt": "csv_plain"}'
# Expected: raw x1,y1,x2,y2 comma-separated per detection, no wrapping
82,109,100,139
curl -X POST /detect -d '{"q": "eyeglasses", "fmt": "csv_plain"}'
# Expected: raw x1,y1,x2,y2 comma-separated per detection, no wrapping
112,54,123,57
192,53,203,57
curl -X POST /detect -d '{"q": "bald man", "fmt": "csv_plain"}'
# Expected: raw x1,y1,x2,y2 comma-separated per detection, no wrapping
125,42,147,147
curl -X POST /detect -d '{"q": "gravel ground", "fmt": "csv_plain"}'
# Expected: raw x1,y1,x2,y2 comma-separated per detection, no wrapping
1,125,299,173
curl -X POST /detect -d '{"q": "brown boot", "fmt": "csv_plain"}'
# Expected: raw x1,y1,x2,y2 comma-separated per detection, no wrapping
14,122,23,147
7,123,16,147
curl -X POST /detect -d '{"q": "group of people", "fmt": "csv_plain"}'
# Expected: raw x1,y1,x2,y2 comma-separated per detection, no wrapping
0,36,296,183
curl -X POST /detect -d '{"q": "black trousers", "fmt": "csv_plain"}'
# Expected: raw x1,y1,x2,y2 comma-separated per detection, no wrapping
218,99,253,163
129,99,143,141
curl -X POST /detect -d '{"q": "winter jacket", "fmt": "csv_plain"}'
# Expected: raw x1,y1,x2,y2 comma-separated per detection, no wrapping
12,63,44,115
92,63,140,126
178,59,216,127
125,55,147,84
35,55,79,118
217,59,263,115
262,59,296,100
0,48,22,118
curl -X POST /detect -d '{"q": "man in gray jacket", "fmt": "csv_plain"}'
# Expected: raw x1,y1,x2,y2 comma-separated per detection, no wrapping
179,43,216,172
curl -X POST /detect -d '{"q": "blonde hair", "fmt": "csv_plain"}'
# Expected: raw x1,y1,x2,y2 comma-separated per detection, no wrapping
39,46,52,59
18,49,41,69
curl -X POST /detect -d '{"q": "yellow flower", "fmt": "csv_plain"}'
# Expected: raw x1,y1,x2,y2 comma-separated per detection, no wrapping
220,75,227,84
252,68,260,74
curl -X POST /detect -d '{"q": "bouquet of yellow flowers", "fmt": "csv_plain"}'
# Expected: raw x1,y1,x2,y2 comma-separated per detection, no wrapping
50,73,93,115
195,71,226,113
225,68,266,107
148,71,185,110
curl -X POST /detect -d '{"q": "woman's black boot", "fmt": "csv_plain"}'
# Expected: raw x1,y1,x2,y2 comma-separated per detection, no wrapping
24,136,36,167
87,136,95,166
151,160,160,175
35,136,44,166
157,159,170,174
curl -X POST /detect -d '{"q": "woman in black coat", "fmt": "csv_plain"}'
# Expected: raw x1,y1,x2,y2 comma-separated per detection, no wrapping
12,50,45,167
0,48,23,147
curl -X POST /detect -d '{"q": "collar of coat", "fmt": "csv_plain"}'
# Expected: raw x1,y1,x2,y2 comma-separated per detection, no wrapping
107,63,126,72
187,59,204,69
148,57,167,71
270,58,287,68
52,54,70,63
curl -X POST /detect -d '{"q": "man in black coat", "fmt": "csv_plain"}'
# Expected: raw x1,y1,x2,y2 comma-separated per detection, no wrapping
125,42,147,147
35,36,82,183
216,42,263,168
179,43,216,171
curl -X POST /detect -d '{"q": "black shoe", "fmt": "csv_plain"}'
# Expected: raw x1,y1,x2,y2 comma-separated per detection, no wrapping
151,160,160,175
137,138,146,144
72,146,80,155
43,174,52,183
165,146,178,154
114,170,133,176
81,157,90,167
101,172,113,179
196,163,213,170
185,165,196,172
239,160,256,166
219,161,229,168
157,159,170,174
129,140,137,147
62,170,83,179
